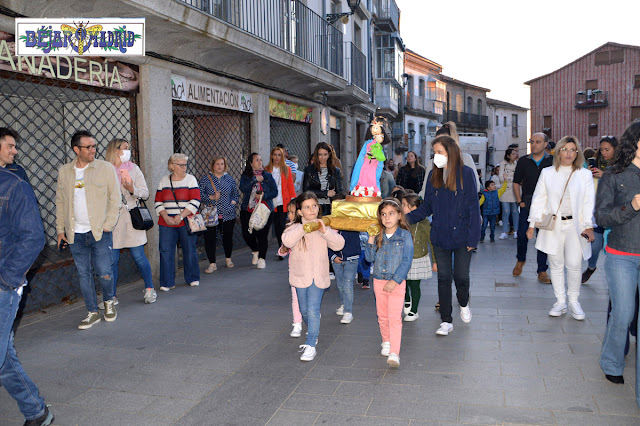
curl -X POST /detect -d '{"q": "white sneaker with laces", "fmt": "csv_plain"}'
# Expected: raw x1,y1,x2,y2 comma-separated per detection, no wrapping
336,305,344,316
252,251,259,265
380,341,391,356
568,301,586,320
257,258,266,269
299,345,316,361
549,301,568,317
403,302,411,316
144,288,157,304
290,322,302,337
340,313,353,324
513,232,518,239
436,322,453,336
387,353,400,368
460,305,472,323
404,312,419,322
499,233,508,240
189,281,200,287
98,296,119,310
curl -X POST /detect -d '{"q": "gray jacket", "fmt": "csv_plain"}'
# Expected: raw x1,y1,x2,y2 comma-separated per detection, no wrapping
594,163,640,254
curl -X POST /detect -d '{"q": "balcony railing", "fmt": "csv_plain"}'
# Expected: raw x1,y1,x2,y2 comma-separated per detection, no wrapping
344,42,367,92
372,0,399,32
406,95,444,116
375,79,399,115
575,90,608,108
179,0,344,76
448,110,489,129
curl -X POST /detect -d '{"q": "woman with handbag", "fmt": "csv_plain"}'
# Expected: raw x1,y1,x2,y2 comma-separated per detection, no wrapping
239,152,278,269
265,147,296,260
154,153,201,290
199,156,240,273
303,142,343,216
106,139,157,305
526,136,595,320
498,147,519,240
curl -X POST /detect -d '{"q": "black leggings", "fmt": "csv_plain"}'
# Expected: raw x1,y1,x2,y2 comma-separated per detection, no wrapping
405,279,421,314
204,219,235,263
240,210,273,259
272,206,287,248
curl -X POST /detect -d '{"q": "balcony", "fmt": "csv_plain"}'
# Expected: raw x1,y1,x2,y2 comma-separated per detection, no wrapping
575,90,608,108
406,95,444,118
326,42,371,107
447,110,489,129
375,79,400,117
372,0,400,32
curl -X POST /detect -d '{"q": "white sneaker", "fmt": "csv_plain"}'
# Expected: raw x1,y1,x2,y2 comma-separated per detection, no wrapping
436,322,453,336
336,305,344,316
404,312,419,322
568,301,586,320
498,220,503,226
189,281,200,287
299,345,316,361
257,259,266,269
499,233,508,240
513,232,518,239
387,353,400,368
252,251,259,265
549,301,568,317
159,286,172,292
144,288,157,304
329,272,335,280
340,313,353,324
380,341,391,356
290,322,302,337
98,296,119,310
204,263,217,273
403,302,411,316
460,305,472,323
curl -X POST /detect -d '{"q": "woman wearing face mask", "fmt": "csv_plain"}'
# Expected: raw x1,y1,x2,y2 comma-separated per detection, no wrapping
106,139,156,305
405,135,481,336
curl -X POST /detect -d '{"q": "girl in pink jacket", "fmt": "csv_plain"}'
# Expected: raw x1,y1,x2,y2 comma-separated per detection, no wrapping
282,192,345,361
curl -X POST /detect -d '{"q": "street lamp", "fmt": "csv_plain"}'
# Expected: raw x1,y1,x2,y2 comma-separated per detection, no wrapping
326,0,361,25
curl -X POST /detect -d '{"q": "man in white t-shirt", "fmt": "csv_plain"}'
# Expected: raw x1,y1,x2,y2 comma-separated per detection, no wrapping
56,130,121,330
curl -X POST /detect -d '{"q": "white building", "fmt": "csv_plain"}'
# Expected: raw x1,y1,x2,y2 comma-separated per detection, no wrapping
486,98,528,168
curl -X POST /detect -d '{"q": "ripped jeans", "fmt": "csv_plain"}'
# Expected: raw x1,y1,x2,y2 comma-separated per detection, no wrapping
69,231,115,312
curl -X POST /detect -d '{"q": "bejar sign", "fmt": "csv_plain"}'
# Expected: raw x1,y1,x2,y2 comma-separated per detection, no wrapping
172,74,253,113
15,18,145,56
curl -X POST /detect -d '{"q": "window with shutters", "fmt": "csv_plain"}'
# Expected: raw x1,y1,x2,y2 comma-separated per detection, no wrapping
588,112,599,137
610,49,624,64
543,115,552,139
586,80,598,90
632,107,640,122
634,75,640,89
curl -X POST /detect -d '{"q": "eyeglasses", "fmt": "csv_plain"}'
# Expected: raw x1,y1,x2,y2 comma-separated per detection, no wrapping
559,148,578,153
173,163,188,167
78,144,96,150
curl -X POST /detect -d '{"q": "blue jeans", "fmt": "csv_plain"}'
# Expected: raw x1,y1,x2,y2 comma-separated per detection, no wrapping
334,259,358,313
296,281,325,347
516,206,548,272
481,214,497,240
358,251,371,279
69,231,115,312
0,288,46,421
501,202,519,233
600,252,640,407
159,225,200,288
587,230,604,270
112,245,154,294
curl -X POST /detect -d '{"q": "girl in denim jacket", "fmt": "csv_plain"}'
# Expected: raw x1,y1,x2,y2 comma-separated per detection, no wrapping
365,198,414,368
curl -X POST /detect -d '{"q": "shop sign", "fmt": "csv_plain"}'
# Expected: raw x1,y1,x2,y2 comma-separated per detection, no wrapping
171,74,253,113
269,98,312,123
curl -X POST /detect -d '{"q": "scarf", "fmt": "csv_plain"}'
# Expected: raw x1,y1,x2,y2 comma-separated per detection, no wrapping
115,160,135,183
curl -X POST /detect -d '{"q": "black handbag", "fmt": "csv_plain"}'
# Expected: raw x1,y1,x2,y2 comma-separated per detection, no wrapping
129,198,154,231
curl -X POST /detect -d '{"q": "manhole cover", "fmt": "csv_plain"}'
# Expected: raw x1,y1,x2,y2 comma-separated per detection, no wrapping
495,282,519,288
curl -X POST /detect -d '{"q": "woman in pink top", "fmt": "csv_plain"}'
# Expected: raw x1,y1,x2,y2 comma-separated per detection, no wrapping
282,192,345,362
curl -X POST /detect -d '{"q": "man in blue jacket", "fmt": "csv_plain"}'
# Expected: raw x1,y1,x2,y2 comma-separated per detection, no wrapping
0,164,53,424
0,127,30,183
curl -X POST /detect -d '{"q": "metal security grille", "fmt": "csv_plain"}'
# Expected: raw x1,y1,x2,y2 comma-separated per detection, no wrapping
270,117,311,168
0,70,138,313
330,128,340,159
172,101,251,260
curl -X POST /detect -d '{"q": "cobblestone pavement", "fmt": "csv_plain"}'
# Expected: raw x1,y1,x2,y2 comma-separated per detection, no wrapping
1,236,639,425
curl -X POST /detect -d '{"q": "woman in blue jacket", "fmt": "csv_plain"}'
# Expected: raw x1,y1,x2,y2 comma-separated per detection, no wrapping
406,135,481,336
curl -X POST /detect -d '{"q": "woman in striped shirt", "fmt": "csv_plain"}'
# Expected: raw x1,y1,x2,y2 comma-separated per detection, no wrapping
154,153,201,291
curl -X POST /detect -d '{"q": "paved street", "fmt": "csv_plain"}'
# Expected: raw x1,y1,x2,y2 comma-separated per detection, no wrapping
1,236,639,425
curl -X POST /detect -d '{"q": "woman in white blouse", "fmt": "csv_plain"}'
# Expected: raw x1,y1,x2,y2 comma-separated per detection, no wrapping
526,136,595,320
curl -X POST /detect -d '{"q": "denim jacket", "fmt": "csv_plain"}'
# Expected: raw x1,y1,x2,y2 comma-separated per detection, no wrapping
0,169,45,290
365,227,414,283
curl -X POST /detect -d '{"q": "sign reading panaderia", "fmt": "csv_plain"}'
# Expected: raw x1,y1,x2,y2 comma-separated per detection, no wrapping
15,18,145,56
172,75,253,113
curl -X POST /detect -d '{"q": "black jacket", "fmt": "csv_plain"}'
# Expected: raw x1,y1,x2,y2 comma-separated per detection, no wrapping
595,163,640,254
513,153,553,207
302,164,343,199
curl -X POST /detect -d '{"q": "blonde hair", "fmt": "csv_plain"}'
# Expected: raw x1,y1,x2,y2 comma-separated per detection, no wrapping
553,136,585,171
168,153,188,172
210,155,228,173
105,138,129,165
265,147,289,178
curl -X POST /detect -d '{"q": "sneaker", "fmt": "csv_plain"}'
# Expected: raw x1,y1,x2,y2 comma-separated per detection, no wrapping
537,271,551,284
159,286,173,292
568,301,586,320
299,344,316,361
257,258,266,269
436,322,453,336
499,232,508,240
252,251,259,265
549,301,568,317
205,263,217,273
582,267,596,284
24,404,54,426
380,341,391,357
329,272,335,280
387,353,400,368
226,258,235,268
490,237,495,242
404,312,419,322
362,279,370,289
144,288,157,304
341,313,353,324
460,305,472,323
513,260,525,276
336,305,344,316
189,281,200,287
403,302,411,315
98,296,119,310
290,322,302,338
103,300,117,322
78,312,101,330
513,232,518,239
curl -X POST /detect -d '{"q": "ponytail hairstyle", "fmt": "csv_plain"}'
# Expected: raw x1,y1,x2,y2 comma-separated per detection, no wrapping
402,193,422,209
375,197,411,249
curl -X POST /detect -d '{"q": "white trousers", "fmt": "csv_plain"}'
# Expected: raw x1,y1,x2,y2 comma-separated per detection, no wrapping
547,219,583,304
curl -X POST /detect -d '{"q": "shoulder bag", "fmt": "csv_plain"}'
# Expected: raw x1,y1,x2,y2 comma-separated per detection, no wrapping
534,170,574,231
248,192,271,234
202,173,219,228
122,192,154,231
169,177,207,236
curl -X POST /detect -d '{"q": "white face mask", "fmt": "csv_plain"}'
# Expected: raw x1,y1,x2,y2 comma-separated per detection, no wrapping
119,150,131,163
433,153,448,169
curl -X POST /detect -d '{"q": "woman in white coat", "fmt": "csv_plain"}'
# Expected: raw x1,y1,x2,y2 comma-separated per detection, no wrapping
526,136,595,320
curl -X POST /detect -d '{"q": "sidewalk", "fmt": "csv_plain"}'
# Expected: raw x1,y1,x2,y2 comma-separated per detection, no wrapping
1,237,638,425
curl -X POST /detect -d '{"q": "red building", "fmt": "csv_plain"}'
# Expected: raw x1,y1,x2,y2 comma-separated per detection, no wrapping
525,42,640,148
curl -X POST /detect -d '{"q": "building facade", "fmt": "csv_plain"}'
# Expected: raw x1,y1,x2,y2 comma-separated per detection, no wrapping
526,42,640,148
486,98,528,167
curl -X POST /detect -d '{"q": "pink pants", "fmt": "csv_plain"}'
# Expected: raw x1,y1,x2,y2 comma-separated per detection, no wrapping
373,278,406,355
291,286,302,323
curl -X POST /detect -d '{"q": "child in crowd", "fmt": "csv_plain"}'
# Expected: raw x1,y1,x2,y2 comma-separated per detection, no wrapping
282,192,344,361
329,194,361,324
479,180,507,242
357,235,371,289
365,198,414,368
401,194,436,322
278,199,303,338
